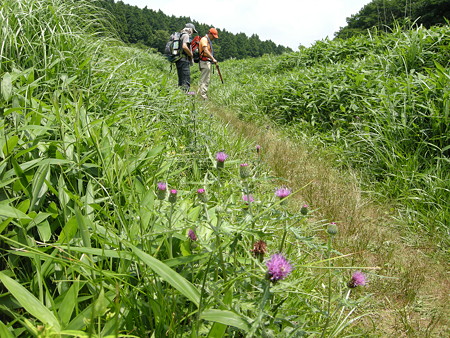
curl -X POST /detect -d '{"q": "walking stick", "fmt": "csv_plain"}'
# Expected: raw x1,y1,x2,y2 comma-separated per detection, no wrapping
215,63,224,84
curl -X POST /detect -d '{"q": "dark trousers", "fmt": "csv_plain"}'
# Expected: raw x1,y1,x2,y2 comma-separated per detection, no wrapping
176,59,190,91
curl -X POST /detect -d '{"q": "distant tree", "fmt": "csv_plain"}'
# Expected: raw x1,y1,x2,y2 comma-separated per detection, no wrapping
335,0,450,39
95,0,291,60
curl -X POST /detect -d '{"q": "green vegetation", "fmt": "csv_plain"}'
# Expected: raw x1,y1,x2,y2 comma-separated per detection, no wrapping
1,0,448,337
211,23,450,251
97,0,292,60
336,0,450,39
0,0,373,336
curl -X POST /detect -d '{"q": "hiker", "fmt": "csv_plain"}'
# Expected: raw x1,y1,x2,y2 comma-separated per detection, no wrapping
199,28,219,100
176,23,197,91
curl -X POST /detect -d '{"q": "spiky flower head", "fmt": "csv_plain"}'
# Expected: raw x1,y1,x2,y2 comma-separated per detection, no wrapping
242,194,254,204
327,222,338,236
216,151,228,169
251,240,267,261
300,204,309,215
348,271,366,288
216,151,228,162
197,188,208,203
168,189,177,203
275,187,291,199
239,163,250,179
266,253,293,283
156,182,167,200
188,229,197,241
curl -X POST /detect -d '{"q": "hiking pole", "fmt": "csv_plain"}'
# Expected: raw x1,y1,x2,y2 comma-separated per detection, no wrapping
215,63,224,84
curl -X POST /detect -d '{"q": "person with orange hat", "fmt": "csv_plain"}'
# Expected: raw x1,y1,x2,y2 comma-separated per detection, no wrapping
198,28,219,100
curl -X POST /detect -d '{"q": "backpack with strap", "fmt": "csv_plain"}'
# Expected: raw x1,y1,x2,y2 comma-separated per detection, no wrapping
164,32,186,63
190,35,201,63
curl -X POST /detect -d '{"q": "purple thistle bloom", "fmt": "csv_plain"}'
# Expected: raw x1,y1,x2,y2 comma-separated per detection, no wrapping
348,271,366,288
216,151,228,169
275,187,291,199
157,182,167,191
266,253,293,282
197,188,208,203
188,229,197,241
256,145,261,154
216,151,228,162
242,194,254,203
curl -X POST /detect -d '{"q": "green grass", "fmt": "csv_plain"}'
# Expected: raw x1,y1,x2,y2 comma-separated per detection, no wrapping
0,0,373,337
211,23,450,250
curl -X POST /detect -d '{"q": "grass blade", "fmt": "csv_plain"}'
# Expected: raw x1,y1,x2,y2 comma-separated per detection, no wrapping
130,245,201,306
0,271,61,331
201,309,250,332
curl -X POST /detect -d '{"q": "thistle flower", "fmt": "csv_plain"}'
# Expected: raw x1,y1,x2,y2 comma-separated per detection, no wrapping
242,194,254,204
156,182,167,200
266,253,293,282
168,189,177,203
251,240,267,261
348,271,366,288
256,144,261,154
188,229,197,241
216,151,228,169
197,188,207,203
187,91,196,96
275,187,291,199
239,163,250,179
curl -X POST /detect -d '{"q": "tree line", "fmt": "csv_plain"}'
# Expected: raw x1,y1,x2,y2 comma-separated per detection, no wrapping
96,0,293,60
336,0,450,39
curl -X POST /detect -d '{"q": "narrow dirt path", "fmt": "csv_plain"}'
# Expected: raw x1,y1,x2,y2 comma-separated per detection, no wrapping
211,105,449,337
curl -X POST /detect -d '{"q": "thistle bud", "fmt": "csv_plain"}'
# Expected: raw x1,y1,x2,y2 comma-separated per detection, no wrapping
239,163,250,179
168,189,178,204
156,182,167,200
327,222,338,236
300,204,309,215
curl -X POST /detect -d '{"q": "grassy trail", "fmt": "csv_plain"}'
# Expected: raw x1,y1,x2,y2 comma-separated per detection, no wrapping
208,102,449,337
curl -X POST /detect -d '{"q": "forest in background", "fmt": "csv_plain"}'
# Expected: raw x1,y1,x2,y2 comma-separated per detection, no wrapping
95,0,449,60
96,0,293,60
336,0,450,38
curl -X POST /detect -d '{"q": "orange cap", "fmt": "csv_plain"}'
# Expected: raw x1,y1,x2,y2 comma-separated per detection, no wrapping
209,28,219,38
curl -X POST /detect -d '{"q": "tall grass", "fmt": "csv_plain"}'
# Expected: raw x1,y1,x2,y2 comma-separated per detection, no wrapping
0,0,371,336
212,23,450,249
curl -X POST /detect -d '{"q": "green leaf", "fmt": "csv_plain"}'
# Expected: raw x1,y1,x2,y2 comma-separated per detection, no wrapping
36,220,52,242
66,291,115,331
30,163,50,211
131,245,201,306
201,309,250,332
0,321,15,338
1,72,12,102
0,271,61,331
2,135,18,157
0,204,31,220
57,217,78,243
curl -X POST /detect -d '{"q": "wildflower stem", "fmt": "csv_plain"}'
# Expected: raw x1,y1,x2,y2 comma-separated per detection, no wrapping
278,214,288,252
321,235,333,337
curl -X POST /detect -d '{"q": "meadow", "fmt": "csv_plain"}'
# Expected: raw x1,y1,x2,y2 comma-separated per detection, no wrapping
0,0,448,337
